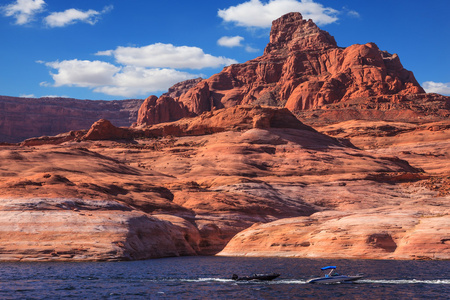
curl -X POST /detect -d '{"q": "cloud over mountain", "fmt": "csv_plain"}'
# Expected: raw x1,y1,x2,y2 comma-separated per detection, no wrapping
422,81,450,95
218,0,338,27
97,43,237,69
39,42,238,97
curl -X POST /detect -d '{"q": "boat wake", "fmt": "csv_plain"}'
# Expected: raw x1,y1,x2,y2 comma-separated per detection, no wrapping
143,278,450,285
248,279,450,285
359,279,450,285
178,278,450,285
182,278,233,283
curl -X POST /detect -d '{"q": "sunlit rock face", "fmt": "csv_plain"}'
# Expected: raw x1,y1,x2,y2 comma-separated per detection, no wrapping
136,12,433,127
218,211,450,260
4,104,447,261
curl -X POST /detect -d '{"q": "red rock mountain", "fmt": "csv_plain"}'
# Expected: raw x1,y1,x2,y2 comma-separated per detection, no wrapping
0,96,143,143
136,12,436,126
0,13,449,262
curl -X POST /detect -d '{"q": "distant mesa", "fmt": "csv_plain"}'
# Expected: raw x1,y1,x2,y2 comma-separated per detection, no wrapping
0,96,143,143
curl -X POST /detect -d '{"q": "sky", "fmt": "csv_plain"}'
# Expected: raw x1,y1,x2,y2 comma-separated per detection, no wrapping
0,0,449,100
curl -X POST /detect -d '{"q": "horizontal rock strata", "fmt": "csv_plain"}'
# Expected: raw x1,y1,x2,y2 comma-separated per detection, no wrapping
0,96,143,143
0,198,199,261
2,105,448,260
218,210,450,260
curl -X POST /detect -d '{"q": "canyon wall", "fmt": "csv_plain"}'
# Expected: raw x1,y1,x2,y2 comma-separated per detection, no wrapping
0,96,143,143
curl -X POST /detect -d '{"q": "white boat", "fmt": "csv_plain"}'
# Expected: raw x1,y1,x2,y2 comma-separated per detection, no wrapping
307,266,364,284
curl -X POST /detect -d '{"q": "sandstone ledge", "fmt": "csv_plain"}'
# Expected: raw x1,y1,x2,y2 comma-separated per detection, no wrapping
0,198,200,261
217,210,450,260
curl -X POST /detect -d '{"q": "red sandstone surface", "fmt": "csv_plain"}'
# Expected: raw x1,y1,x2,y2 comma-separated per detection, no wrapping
1,105,449,261
0,13,449,261
217,116,450,260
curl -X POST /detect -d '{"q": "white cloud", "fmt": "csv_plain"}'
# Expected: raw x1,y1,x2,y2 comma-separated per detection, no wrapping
95,50,113,56
347,10,360,18
42,42,238,97
43,59,201,97
41,95,70,98
97,43,237,69
217,36,244,47
218,0,339,27
19,94,35,98
44,5,112,27
422,81,450,95
45,60,120,87
2,0,46,25
217,36,260,53
245,45,260,53
94,67,199,97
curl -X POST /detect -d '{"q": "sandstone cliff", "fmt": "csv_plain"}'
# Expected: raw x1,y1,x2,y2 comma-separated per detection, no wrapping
0,96,143,143
3,105,447,261
218,210,449,260
135,12,449,127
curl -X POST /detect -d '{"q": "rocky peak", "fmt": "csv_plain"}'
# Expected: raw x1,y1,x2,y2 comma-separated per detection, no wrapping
135,12,445,128
264,12,337,55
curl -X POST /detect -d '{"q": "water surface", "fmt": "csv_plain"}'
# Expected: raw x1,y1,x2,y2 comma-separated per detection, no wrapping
0,257,448,299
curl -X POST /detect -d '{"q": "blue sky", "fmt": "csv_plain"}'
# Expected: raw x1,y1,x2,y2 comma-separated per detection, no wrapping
1,0,449,100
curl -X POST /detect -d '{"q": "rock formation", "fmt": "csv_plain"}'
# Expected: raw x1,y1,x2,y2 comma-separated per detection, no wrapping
1,12,449,262
0,96,143,143
3,105,447,260
83,119,134,140
21,105,316,145
162,77,203,99
218,210,449,260
135,12,446,127
0,198,199,261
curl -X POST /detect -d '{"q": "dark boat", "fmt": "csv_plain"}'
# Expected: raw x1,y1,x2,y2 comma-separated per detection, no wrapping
231,273,280,281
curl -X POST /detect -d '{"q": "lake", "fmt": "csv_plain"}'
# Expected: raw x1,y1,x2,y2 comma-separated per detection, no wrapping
0,257,448,299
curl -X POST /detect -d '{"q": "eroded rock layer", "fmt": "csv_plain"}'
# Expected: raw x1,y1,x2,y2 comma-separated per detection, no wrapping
1,106,448,260
218,210,450,260
0,198,198,261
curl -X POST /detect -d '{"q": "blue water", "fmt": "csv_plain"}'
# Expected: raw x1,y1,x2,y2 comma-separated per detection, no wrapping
0,257,448,299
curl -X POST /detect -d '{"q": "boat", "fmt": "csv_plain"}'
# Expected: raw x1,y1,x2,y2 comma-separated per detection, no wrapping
231,273,280,281
307,266,364,284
